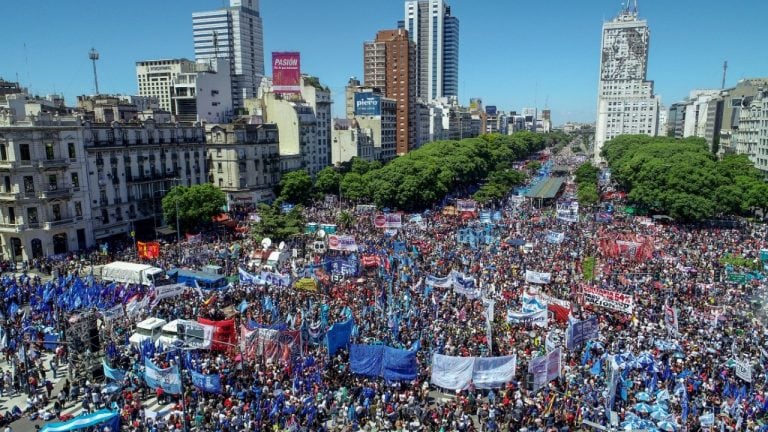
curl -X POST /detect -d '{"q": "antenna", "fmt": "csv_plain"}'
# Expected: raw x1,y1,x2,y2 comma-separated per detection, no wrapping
89,48,100,95
721,61,728,90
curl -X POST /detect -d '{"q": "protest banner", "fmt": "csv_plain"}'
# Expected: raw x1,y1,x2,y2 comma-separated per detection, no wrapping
507,309,548,328
525,270,552,284
373,213,402,228
327,235,358,252
144,359,181,394
457,199,477,212
566,316,599,350
294,278,319,293
583,285,634,314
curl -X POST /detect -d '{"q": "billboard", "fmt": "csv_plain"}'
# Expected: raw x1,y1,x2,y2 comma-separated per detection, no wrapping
272,52,301,94
354,93,381,116
486,105,497,116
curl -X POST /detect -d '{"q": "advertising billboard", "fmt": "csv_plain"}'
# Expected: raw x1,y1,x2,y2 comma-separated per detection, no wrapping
354,93,381,116
272,52,301,94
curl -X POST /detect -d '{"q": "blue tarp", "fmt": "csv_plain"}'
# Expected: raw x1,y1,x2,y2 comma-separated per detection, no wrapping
350,344,418,382
350,344,384,377
326,318,354,357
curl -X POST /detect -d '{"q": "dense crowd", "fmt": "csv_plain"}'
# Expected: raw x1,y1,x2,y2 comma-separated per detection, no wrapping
1,155,767,432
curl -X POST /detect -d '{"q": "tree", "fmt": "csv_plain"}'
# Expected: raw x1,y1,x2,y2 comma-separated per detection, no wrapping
162,183,226,233
314,166,342,196
340,172,369,202
278,169,313,205
251,203,305,242
337,210,355,229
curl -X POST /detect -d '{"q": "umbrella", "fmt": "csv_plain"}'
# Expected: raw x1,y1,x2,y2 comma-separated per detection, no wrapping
634,402,653,414
651,409,669,421
636,391,651,402
657,420,678,431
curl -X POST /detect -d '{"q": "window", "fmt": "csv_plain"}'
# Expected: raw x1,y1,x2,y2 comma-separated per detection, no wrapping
27,208,38,224
71,173,79,188
7,207,15,224
217,162,223,173
101,209,109,224
68,143,76,159
48,175,57,189
23,176,34,193
75,202,82,217
45,142,55,160
52,204,61,221
0,145,6,161
19,144,30,161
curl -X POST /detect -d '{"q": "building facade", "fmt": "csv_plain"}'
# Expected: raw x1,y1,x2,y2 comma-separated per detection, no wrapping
136,59,197,114
733,88,768,174
205,123,280,208
192,0,265,112
331,120,375,165
594,4,660,163
363,29,417,155
345,80,397,162
403,0,459,101
172,58,234,124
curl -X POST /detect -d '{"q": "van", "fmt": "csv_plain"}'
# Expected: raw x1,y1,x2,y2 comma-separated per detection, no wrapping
129,317,167,348
157,319,183,347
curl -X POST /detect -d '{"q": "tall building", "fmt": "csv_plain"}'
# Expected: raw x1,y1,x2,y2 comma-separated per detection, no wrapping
192,0,264,112
345,79,397,162
363,29,417,154
733,88,768,174
136,59,197,113
594,2,660,163
403,0,459,101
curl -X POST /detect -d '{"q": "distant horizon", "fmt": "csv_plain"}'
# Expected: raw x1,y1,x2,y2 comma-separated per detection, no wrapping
1,0,766,124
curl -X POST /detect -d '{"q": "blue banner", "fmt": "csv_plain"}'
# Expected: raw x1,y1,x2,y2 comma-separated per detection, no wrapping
41,409,120,432
326,318,354,357
103,360,126,382
349,344,418,382
190,370,221,393
144,359,181,394
566,316,599,350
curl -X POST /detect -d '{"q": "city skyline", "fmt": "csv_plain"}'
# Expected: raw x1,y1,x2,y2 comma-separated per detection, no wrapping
1,0,766,124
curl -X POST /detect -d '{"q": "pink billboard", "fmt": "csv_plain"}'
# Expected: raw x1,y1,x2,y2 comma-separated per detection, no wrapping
272,52,301,94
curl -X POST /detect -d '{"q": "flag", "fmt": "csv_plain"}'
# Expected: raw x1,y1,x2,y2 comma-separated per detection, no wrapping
589,358,602,376
238,299,248,314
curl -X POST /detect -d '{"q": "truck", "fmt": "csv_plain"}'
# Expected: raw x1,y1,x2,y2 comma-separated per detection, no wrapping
95,261,166,286
167,268,227,290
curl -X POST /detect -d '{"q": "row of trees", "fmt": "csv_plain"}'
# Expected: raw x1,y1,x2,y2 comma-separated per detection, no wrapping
602,135,768,220
574,162,600,206
162,183,227,233
277,132,569,211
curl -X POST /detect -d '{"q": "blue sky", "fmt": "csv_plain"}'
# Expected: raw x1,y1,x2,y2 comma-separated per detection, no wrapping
2,0,766,124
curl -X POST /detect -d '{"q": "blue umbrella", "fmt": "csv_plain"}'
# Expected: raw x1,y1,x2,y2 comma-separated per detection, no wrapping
636,391,651,402
634,402,653,414
657,420,677,431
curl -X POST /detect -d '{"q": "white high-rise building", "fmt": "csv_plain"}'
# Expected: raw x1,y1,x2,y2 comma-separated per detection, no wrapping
594,2,660,163
193,0,264,112
404,0,459,101
136,59,197,113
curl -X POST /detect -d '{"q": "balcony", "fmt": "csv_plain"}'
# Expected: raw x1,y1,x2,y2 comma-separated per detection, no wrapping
37,158,68,170
38,185,72,199
45,217,75,228
0,223,26,233
0,191,19,201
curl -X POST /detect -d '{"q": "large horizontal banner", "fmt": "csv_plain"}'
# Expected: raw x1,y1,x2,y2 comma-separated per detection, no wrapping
350,344,418,382
373,213,402,228
525,270,552,284
294,277,319,293
556,203,579,223
327,235,358,252
583,286,634,314
144,358,181,394
546,231,565,244
197,318,235,351
506,309,548,328
190,370,221,393
177,319,214,349
238,267,291,287
101,304,124,322
426,271,480,298
431,354,517,390
154,283,187,302
538,292,571,310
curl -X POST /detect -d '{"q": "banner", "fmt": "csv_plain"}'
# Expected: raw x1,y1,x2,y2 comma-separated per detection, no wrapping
327,235,358,252
186,233,202,243
144,358,181,394
361,255,380,268
479,211,492,224
190,370,221,393
349,344,418,381
272,52,301,94
525,270,552,284
556,203,579,223
294,278,319,293
506,309,548,328
154,283,186,302
197,318,235,351
538,292,571,310
528,348,561,392
595,212,613,223
457,199,477,212
40,409,120,432
328,258,357,278
426,274,453,288
431,354,476,390
103,359,126,382
373,213,402,228
546,231,565,244
522,291,547,313
664,302,679,335
137,241,160,259
583,286,634,314
734,359,752,382
565,316,599,350
473,355,516,389
327,318,354,357
101,304,124,322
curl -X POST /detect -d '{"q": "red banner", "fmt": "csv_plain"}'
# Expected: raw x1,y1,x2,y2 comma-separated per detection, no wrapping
198,318,235,351
361,255,380,268
272,52,301,94
137,241,160,259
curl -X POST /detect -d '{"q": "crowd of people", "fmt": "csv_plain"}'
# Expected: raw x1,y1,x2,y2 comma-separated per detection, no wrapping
1,153,767,432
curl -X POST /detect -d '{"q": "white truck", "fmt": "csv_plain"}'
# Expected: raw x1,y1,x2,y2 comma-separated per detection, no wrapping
95,261,166,286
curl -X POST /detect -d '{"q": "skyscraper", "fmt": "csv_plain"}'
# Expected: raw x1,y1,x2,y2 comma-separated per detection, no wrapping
403,0,459,102
363,29,417,155
192,0,264,112
594,1,660,163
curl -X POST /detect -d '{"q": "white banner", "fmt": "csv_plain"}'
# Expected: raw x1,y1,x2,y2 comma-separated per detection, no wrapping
457,199,477,212
155,283,187,302
177,320,214,349
506,309,548,328
373,213,402,228
583,286,634,314
525,270,552,284
539,292,571,310
546,231,565,244
735,359,752,382
528,348,561,392
101,304,124,322
556,203,579,223
327,235,358,252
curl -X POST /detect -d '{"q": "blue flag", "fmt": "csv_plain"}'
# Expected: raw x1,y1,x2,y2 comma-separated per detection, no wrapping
190,370,221,393
238,299,248,314
589,358,602,376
